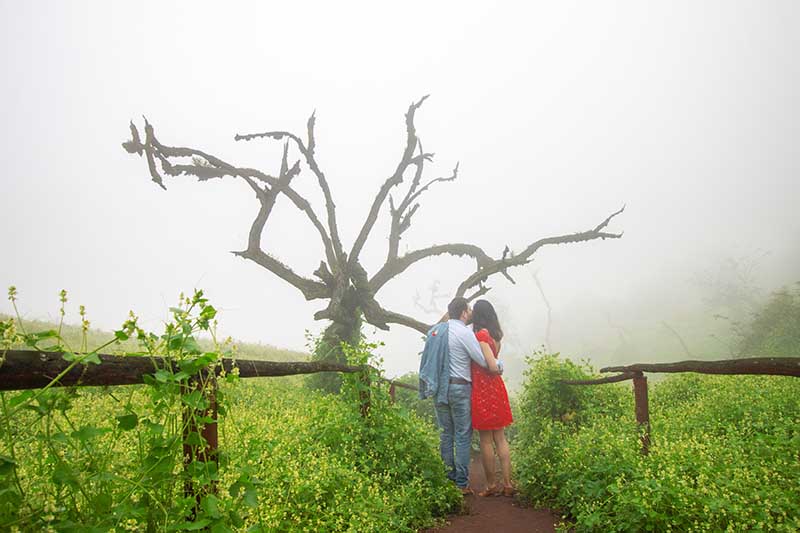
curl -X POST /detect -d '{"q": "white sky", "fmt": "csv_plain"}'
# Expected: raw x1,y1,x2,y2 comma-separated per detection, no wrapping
2,1,798,377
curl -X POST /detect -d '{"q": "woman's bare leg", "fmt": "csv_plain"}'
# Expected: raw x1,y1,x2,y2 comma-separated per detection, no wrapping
492,428,512,488
479,430,496,490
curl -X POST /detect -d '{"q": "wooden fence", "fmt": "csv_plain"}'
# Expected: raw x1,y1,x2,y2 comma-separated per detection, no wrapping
0,348,416,514
6,348,794,506
561,357,800,454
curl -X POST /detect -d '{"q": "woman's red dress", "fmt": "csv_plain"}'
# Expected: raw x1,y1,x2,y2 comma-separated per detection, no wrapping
471,328,513,430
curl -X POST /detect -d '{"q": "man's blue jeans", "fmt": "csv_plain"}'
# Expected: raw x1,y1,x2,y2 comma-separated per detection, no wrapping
434,383,472,488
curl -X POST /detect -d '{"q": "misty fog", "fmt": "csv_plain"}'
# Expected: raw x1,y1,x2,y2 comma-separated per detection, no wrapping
2,1,798,383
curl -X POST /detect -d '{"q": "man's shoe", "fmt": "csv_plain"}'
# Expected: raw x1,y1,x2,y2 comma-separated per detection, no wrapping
459,486,474,496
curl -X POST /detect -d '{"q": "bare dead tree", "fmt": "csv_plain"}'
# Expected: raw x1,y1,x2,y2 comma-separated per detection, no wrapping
122,97,624,389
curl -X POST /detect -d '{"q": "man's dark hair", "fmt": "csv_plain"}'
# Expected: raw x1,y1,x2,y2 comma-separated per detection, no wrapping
447,297,469,321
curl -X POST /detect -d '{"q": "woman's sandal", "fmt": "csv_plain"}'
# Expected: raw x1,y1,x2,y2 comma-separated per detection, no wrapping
502,485,516,497
478,485,502,497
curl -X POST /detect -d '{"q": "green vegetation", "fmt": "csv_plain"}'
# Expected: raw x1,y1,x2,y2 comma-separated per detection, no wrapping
390,371,435,426
5,280,798,531
0,289,459,532
513,353,800,532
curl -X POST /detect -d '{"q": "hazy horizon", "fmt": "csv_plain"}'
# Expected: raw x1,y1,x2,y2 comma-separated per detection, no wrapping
2,1,798,378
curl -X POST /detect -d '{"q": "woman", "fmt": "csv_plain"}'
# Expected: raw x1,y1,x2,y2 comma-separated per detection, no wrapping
470,299,514,497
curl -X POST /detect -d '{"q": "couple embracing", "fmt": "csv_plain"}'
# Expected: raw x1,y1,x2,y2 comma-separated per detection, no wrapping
419,297,514,497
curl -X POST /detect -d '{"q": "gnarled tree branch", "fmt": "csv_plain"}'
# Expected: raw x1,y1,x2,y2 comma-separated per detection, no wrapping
123,120,333,300
229,145,329,301
386,137,459,262
454,206,626,297
361,298,432,334
349,95,429,267
370,243,493,292
234,113,346,267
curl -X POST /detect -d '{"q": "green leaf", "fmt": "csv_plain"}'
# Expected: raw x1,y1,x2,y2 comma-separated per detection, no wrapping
243,486,258,508
154,369,172,383
143,420,164,433
182,337,202,355
182,390,209,410
52,463,79,488
229,481,245,499
211,522,233,533
93,492,113,513
114,330,129,341
39,343,65,352
82,352,102,365
0,455,16,477
166,335,182,351
51,431,70,443
9,390,33,408
23,330,58,346
71,425,110,442
228,509,245,529
201,305,217,321
116,413,138,431
200,494,222,519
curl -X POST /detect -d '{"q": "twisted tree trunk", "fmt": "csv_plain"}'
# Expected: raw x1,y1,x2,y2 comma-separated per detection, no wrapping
308,296,363,392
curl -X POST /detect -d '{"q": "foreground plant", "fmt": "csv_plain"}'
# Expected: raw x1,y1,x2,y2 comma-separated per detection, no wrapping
0,289,459,531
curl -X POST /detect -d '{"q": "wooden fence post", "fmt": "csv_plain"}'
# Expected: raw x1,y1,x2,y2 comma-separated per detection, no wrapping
182,371,219,516
632,371,650,455
359,369,371,418
389,382,396,404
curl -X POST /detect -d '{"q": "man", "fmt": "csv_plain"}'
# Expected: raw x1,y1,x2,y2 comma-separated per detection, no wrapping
419,297,501,495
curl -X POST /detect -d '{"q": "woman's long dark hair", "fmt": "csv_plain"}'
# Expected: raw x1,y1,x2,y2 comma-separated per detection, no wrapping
472,299,503,342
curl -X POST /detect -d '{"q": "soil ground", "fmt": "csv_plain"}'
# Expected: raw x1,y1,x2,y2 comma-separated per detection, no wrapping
422,454,559,533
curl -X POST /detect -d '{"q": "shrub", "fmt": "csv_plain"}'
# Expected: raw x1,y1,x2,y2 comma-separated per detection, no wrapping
513,354,800,532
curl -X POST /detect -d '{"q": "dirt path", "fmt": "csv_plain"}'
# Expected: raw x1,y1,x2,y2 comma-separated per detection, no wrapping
422,455,558,533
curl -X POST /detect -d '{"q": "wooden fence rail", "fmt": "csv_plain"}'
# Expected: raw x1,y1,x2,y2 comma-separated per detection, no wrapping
560,357,800,455
0,349,367,391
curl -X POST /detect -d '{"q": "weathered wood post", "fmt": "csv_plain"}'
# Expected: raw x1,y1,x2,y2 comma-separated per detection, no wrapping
359,368,371,418
389,382,396,404
632,371,650,455
182,371,219,515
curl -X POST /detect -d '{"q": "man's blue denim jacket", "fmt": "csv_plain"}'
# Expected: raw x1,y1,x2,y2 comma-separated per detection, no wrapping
418,322,451,405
